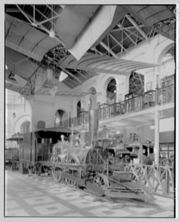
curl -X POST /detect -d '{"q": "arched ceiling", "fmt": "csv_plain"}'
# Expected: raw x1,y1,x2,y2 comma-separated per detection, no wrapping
5,4,176,96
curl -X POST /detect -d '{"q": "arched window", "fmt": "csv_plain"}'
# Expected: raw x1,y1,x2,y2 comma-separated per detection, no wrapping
160,47,175,78
159,46,175,89
106,78,117,104
55,109,65,126
77,101,81,118
161,47,174,63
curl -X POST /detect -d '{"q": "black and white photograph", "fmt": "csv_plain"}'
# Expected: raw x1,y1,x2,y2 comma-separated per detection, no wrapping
2,2,178,220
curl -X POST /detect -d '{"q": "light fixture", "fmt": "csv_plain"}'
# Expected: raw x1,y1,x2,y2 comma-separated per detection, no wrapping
5,64,8,70
59,71,68,82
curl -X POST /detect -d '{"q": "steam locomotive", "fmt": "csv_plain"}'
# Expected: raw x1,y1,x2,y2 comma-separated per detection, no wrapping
50,138,153,202
6,92,154,202
6,127,154,202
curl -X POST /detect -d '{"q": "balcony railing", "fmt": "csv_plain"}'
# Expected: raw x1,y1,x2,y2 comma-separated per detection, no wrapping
64,84,174,128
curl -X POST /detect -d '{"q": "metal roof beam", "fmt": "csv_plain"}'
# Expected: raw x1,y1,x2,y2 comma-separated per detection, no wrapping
33,5,35,24
37,14,60,25
125,14,148,40
109,33,127,53
117,24,137,46
61,68,82,84
6,8,19,13
15,8,63,45
111,24,144,32
125,28,144,40
91,47,103,55
100,41,118,58
33,6,49,21
46,5,59,16
16,5,33,24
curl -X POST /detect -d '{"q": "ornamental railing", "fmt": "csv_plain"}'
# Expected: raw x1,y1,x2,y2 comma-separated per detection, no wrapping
63,84,174,128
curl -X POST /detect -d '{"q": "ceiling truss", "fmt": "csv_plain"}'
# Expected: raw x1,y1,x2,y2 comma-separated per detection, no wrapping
14,5,64,44
90,14,151,58
5,5,176,94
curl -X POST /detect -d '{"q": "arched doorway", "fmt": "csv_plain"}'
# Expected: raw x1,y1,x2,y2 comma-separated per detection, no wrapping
106,78,117,104
55,109,66,127
20,121,31,134
7,90,32,137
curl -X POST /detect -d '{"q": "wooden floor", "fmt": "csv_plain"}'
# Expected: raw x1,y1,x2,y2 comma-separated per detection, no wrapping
5,170,175,218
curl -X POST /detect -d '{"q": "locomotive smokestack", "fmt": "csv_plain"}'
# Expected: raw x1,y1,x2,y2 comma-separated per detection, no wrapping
88,88,99,145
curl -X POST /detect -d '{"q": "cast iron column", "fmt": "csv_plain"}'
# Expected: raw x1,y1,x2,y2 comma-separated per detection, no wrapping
154,111,160,165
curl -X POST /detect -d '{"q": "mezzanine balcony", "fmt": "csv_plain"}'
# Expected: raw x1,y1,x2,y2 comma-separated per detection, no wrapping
62,83,174,129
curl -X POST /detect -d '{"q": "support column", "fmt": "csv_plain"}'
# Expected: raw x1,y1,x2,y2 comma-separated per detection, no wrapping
88,90,98,145
29,99,37,163
125,74,130,96
154,111,160,165
116,76,126,102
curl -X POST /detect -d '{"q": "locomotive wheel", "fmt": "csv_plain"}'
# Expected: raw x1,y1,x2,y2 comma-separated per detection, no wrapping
86,173,109,197
52,167,63,182
93,173,109,188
